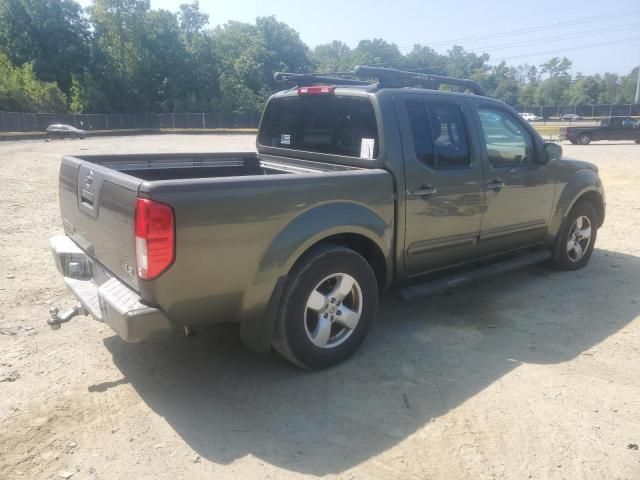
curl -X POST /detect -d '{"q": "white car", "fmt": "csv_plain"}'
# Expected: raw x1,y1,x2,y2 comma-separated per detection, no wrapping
519,112,541,122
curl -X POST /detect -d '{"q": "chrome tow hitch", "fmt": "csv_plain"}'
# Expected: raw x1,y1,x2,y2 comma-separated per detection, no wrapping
48,305,88,330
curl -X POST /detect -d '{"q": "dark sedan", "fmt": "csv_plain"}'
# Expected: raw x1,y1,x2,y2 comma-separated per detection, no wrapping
561,114,583,121
46,124,87,139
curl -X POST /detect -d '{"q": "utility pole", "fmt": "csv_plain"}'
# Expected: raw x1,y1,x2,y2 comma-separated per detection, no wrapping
635,66,640,104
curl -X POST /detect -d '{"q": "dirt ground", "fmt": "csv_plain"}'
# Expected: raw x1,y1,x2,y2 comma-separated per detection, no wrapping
0,135,638,480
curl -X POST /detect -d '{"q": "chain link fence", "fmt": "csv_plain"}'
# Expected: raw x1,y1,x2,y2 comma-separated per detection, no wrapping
0,111,262,132
514,104,640,119
2,105,639,133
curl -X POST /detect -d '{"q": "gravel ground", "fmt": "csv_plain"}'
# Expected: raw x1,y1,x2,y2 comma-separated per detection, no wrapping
0,135,639,480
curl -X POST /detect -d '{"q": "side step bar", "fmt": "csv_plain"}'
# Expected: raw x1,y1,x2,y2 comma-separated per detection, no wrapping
399,249,551,302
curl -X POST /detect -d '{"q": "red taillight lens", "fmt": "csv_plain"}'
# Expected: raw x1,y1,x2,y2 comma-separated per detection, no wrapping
297,85,335,95
135,198,175,280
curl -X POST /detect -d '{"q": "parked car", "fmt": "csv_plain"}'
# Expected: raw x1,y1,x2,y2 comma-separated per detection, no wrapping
561,114,583,121
46,124,87,139
519,112,541,121
48,66,605,370
559,116,640,144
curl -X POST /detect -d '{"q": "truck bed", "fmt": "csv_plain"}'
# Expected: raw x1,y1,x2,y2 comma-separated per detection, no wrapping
58,151,394,327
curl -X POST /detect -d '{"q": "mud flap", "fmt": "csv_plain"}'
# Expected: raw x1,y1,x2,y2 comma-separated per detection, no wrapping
240,276,287,353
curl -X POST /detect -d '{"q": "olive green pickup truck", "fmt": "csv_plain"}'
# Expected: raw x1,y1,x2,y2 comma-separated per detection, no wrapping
49,66,605,369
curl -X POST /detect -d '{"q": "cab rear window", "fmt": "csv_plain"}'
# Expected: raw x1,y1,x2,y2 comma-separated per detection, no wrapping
258,96,379,159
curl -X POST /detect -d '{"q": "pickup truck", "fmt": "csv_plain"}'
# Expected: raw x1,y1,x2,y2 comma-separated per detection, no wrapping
49,66,606,370
559,116,640,145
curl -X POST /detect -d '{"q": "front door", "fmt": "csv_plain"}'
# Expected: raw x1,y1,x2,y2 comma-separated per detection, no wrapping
612,117,640,141
395,96,485,275
472,105,555,252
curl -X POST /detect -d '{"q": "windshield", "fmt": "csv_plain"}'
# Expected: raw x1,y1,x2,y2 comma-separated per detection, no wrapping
258,95,379,159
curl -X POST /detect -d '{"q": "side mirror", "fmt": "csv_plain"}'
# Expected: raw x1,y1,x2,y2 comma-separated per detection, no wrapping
540,142,562,164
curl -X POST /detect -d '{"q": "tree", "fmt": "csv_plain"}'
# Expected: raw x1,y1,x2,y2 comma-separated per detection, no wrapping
89,0,151,111
404,45,446,75
540,57,572,79
213,17,310,113
0,52,66,112
0,0,90,95
569,76,602,105
311,41,351,72
178,0,208,38
445,46,489,80
346,39,404,70
477,62,520,105
69,72,109,113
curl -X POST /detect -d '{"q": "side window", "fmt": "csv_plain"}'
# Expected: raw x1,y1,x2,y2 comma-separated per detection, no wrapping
406,100,435,168
428,104,471,169
477,107,533,167
621,118,637,128
406,100,471,169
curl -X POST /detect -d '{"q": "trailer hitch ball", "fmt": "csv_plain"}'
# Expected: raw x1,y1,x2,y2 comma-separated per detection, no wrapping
48,305,88,330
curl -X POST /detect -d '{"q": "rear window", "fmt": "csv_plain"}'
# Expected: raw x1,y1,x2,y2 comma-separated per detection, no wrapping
258,95,379,159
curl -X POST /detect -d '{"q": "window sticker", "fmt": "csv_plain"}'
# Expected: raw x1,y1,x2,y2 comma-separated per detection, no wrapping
360,138,375,159
280,134,291,145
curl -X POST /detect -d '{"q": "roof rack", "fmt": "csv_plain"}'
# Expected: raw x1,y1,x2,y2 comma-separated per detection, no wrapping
354,65,487,96
274,66,487,96
273,72,370,87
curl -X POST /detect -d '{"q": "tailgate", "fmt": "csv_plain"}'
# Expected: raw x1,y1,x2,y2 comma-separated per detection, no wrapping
59,155,142,291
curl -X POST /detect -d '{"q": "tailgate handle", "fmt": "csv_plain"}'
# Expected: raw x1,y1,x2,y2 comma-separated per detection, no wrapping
77,165,103,218
80,189,95,207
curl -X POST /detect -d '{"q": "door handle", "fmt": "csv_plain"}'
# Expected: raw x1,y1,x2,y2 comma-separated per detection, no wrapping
487,179,505,190
410,186,437,196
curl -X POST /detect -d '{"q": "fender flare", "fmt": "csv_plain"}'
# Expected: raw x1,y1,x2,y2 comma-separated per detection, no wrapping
546,170,604,252
239,201,393,352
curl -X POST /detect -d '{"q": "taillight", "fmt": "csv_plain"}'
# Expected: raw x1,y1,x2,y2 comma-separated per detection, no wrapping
298,86,335,95
135,198,175,280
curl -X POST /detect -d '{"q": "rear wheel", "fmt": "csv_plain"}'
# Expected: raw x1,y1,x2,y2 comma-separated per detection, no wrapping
272,244,378,370
550,201,598,270
578,133,592,145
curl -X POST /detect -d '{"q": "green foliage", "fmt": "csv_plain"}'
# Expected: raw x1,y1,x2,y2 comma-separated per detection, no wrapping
0,0,89,95
212,16,310,113
0,0,638,114
0,52,67,111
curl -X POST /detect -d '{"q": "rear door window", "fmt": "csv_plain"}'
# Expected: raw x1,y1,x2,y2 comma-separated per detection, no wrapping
258,96,379,159
406,100,471,169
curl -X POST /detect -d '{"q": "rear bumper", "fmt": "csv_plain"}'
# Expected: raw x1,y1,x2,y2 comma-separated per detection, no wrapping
49,235,171,342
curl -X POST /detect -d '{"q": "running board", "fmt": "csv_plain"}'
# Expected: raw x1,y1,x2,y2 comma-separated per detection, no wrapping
399,249,551,302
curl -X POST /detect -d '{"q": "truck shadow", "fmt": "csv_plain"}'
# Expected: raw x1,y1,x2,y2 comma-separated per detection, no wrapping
102,248,640,475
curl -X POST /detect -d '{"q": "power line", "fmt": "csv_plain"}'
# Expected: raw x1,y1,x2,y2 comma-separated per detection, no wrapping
397,8,640,50
496,36,640,61
466,23,639,53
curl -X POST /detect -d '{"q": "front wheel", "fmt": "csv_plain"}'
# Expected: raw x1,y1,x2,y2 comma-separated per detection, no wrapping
578,133,592,145
272,244,378,370
550,201,598,270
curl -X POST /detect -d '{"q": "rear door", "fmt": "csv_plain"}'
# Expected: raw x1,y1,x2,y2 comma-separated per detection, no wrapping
471,104,555,252
395,95,485,275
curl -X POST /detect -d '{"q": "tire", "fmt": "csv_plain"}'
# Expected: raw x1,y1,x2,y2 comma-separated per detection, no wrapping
578,133,592,145
550,200,598,271
634,139,640,144
272,244,378,370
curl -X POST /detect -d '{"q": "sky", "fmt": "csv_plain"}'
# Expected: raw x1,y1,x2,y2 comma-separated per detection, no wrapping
78,0,640,75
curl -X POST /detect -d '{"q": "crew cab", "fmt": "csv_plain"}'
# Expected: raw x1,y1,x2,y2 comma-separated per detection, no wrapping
559,116,640,145
49,66,605,369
